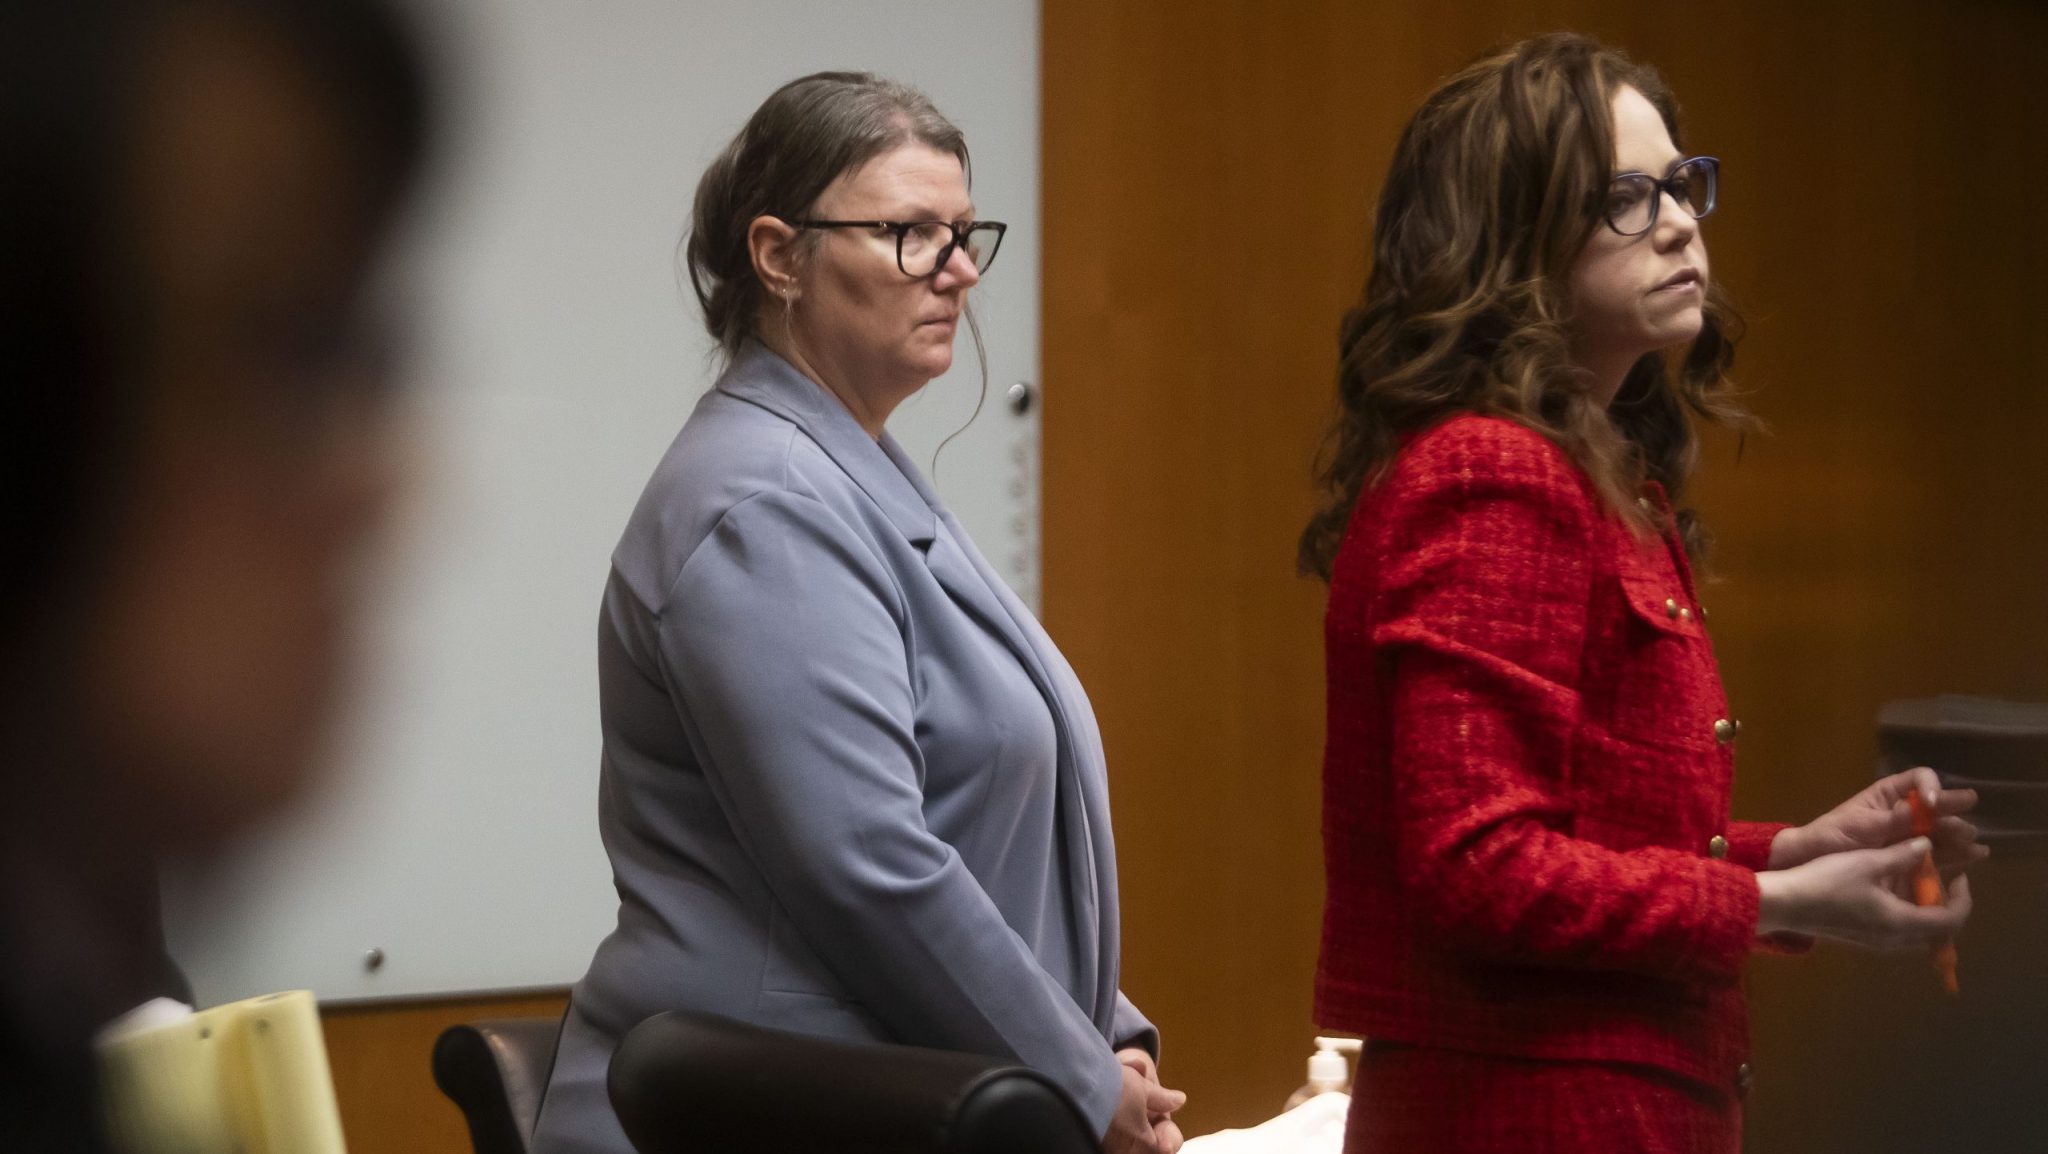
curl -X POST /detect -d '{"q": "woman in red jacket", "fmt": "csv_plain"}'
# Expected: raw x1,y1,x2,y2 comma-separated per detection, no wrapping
1300,33,1984,1154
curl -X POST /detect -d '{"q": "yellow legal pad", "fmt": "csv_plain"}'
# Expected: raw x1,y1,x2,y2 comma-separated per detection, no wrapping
97,990,347,1154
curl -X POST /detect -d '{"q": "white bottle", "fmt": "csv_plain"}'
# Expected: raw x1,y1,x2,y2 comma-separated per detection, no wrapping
1283,1036,1360,1111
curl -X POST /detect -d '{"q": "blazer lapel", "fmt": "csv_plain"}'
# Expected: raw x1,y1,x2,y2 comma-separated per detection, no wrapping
720,344,1117,1028
1639,482,1701,602
880,442,1116,1027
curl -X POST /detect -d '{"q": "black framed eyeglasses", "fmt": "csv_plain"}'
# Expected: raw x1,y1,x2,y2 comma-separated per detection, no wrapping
1601,156,1719,236
787,218,1007,278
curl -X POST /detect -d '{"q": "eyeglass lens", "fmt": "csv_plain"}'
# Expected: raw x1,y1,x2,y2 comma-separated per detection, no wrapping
1605,158,1717,235
898,222,1003,276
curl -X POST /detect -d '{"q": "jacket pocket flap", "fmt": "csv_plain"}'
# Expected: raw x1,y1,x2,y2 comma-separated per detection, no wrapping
1616,569,1698,638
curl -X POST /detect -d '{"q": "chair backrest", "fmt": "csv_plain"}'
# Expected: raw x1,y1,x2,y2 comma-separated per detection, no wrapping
608,1010,1100,1154
432,1016,564,1154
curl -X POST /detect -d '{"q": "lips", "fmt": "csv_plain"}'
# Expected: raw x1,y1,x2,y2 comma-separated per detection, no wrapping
1655,268,1703,292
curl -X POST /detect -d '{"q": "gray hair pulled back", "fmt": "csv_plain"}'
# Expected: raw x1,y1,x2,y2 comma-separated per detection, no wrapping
686,71,970,359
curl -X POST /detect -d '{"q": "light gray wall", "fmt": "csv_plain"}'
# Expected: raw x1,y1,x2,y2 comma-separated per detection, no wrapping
164,0,1041,1004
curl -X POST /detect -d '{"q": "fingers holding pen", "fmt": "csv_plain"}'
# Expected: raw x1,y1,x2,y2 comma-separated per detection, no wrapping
1756,837,1972,950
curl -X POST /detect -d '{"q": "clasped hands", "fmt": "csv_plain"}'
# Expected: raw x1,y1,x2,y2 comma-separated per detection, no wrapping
1104,1046,1187,1154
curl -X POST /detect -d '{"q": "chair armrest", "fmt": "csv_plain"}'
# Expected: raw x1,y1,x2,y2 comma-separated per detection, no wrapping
431,1016,563,1154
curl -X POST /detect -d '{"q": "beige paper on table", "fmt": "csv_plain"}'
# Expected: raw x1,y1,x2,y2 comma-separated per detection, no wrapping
97,989,347,1154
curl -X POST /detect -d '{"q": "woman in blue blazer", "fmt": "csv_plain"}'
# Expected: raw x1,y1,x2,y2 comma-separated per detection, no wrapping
531,72,1185,1154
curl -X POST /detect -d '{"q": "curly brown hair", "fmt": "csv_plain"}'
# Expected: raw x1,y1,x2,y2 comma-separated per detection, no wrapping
1298,32,1754,581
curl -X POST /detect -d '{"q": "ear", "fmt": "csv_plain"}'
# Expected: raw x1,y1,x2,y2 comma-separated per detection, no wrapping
747,215,805,300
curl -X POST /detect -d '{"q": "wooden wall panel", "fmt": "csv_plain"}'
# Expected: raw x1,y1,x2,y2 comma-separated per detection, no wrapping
1042,0,2048,1144
321,990,565,1154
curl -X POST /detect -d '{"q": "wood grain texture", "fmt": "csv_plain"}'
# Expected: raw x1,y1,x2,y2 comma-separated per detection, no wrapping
321,990,565,1154
1041,0,2048,1142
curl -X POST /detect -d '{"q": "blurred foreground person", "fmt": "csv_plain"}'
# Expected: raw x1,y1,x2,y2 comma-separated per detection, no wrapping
0,0,430,1147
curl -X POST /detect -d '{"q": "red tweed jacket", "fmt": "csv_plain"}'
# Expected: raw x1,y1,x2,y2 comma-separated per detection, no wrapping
1314,414,1788,1098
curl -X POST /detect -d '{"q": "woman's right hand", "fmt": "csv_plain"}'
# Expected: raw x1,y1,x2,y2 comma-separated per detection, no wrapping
1755,837,1972,949
1104,1063,1185,1153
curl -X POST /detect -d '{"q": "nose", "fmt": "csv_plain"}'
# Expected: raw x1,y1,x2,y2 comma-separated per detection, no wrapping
1654,189,1698,251
933,239,981,290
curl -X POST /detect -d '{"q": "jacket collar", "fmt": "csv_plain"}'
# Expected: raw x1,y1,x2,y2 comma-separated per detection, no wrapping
715,341,939,547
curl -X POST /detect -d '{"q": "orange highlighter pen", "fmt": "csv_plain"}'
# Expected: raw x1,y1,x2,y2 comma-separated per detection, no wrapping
1908,789,1960,995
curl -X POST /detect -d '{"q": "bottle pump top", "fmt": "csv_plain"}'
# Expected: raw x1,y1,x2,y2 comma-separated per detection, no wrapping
1308,1036,1361,1091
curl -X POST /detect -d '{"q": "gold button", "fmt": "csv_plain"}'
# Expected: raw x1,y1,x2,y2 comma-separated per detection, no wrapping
1714,718,1738,744
1699,604,1710,621
1637,497,1653,512
1678,607,1694,622
1708,835,1729,859
1664,598,1680,619
1735,1062,1754,1092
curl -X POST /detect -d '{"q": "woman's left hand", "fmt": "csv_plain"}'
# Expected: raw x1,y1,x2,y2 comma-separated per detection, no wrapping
1771,767,1987,876
1116,1048,1186,1153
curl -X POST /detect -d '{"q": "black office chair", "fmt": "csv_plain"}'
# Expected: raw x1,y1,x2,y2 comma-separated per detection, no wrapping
608,1010,1101,1154
432,1016,564,1154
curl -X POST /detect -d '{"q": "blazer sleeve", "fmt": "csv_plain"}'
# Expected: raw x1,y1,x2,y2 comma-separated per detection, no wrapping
1724,820,1788,871
1725,820,1816,953
1110,992,1158,1060
657,489,1126,1133
1372,426,1762,986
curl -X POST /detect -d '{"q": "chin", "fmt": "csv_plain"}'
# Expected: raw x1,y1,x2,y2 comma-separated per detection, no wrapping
1652,310,1706,349
909,349,955,381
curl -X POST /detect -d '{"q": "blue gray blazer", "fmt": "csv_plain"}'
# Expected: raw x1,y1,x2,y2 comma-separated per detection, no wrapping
530,344,1154,1154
